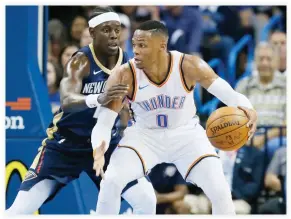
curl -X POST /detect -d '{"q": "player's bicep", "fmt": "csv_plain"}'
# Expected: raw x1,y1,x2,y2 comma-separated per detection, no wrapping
103,67,130,112
104,69,124,92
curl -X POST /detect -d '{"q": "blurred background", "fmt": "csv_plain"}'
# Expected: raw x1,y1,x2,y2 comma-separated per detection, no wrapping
6,5,286,214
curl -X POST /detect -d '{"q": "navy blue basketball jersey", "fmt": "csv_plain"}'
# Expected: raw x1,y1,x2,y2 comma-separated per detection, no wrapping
45,44,128,151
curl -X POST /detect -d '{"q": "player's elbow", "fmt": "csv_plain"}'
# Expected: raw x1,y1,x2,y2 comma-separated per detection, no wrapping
60,97,81,113
60,97,71,112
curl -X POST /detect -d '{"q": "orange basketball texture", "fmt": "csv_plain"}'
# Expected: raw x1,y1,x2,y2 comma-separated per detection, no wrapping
206,107,250,151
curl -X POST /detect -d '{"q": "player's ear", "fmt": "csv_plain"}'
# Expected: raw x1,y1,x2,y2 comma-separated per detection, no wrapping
89,27,95,39
160,42,167,51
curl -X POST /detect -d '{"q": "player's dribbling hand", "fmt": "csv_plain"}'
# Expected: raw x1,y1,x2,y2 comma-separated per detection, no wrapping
97,84,129,105
93,141,106,179
238,106,258,140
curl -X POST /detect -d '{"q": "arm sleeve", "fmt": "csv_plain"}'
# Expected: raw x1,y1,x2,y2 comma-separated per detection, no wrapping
207,77,253,109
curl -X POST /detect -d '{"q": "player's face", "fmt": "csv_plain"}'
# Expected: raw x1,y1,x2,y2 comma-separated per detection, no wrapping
255,47,277,77
90,21,121,56
132,30,161,69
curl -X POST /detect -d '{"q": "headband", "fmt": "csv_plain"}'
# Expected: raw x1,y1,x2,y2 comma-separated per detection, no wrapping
88,12,121,28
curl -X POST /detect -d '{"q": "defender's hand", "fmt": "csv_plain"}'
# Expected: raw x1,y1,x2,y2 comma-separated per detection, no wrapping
97,84,129,105
93,141,106,179
238,106,258,140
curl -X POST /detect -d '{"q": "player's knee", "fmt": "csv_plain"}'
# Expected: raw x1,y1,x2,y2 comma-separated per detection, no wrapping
101,177,124,194
131,191,156,214
187,158,232,203
209,181,232,203
101,170,127,194
202,169,232,203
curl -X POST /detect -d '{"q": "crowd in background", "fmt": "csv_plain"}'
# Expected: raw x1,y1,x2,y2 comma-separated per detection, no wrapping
46,6,287,215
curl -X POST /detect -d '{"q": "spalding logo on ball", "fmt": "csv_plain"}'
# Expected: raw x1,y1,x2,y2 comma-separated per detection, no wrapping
206,106,250,151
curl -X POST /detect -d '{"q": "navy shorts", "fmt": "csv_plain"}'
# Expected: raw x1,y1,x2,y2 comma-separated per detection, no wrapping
19,136,138,201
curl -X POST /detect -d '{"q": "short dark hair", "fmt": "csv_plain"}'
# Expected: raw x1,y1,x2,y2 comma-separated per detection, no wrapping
89,6,115,20
136,20,168,37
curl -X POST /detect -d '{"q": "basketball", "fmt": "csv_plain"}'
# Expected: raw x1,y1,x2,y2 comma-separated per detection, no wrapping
206,106,249,151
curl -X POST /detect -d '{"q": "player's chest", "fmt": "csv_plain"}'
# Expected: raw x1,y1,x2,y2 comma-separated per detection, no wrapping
81,70,109,95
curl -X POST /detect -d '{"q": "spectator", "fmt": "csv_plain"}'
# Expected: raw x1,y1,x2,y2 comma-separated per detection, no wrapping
237,7,256,39
118,13,132,57
148,163,190,214
217,6,255,42
114,6,160,32
219,145,265,214
70,15,88,46
47,40,53,62
160,6,203,54
114,6,160,58
235,42,286,156
47,60,62,113
48,19,68,63
199,7,235,66
258,146,286,214
114,6,137,19
80,27,92,47
253,6,273,44
269,30,286,75
59,44,79,72
135,6,160,24
49,6,87,28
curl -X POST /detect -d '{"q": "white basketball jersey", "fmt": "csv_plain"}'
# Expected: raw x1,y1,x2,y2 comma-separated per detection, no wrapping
128,51,197,129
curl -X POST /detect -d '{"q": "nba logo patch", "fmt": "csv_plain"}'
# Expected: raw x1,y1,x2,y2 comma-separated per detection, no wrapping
23,170,37,182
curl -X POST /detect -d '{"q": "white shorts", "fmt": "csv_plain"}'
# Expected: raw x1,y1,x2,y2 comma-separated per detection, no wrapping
118,118,219,180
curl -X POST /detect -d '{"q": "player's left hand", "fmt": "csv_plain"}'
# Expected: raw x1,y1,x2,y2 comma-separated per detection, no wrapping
93,141,106,179
238,106,258,140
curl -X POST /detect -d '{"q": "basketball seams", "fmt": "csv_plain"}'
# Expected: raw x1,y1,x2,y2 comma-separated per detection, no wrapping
207,120,249,139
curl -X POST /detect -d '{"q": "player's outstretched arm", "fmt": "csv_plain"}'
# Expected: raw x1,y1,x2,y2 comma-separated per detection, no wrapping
60,53,90,112
102,64,133,113
182,54,257,140
91,64,133,152
91,64,133,177
60,53,129,112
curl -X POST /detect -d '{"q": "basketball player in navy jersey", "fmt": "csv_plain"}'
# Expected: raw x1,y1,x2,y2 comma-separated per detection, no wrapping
6,7,156,215
91,20,258,215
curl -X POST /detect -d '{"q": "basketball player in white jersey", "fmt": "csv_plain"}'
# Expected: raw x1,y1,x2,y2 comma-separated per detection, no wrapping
91,20,258,214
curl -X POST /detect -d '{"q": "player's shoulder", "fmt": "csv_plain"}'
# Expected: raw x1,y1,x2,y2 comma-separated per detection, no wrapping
179,53,206,72
111,59,133,81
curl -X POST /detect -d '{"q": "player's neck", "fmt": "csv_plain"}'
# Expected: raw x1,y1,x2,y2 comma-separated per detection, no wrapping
93,46,119,70
143,52,170,81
